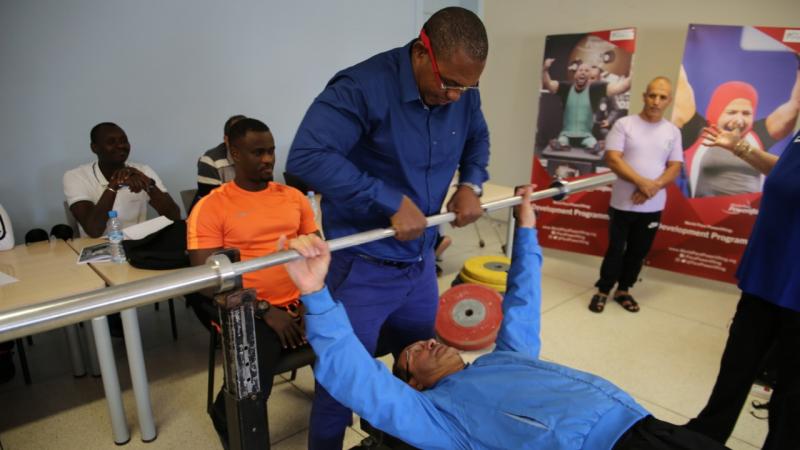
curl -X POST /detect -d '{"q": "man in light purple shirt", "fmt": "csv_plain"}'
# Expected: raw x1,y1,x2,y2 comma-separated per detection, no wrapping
589,77,683,314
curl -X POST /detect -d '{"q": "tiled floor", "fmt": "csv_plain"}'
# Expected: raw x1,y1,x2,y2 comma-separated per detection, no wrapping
0,217,768,449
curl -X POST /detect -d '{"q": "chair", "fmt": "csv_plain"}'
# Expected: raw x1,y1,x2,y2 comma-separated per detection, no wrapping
50,224,74,241
62,201,79,236
180,189,198,217
16,227,53,384
283,172,311,193
190,296,315,415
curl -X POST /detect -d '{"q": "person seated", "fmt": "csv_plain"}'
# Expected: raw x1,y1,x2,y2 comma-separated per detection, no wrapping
63,122,180,238
193,114,247,210
283,186,728,450
186,118,318,448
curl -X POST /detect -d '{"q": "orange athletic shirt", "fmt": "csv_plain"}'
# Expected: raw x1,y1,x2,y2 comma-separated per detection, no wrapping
187,181,318,307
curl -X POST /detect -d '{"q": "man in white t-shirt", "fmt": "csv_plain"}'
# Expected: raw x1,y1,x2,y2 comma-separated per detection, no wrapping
63,122,180,238
588,77,683,314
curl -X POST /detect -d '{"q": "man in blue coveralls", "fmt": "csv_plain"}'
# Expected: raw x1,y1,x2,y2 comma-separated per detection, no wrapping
282,186,729,450
287,7,489,448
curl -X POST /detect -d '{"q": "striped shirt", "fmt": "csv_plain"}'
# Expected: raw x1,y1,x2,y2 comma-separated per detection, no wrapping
197,143,235,188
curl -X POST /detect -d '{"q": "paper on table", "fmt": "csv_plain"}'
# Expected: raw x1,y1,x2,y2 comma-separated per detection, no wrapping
123,216,173,240
0,270,18,286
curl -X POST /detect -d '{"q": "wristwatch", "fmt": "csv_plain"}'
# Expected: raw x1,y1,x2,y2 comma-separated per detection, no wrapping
458,182,483,197
254,301,271,321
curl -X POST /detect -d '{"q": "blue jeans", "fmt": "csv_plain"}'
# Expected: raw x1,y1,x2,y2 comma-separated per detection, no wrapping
308,249,439,450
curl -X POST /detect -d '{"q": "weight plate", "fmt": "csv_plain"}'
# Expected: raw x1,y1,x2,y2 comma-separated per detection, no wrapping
458,270,506,293
436,283,503,351
462,255,511,286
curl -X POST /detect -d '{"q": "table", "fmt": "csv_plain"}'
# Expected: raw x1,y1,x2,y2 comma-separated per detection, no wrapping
0,240,129,437
68,237,166,444
0,239,105,311
0,239,106,381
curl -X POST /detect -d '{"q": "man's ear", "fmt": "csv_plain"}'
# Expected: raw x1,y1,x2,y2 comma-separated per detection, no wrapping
411,40,427,59
229,145,240,163
407,377,424,391
90,142,99,156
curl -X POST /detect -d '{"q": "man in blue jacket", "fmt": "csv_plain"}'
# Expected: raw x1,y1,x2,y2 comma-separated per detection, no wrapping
283,186,728,450
287,6,489,448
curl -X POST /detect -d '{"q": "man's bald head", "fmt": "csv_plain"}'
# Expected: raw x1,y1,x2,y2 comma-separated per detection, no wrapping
646,77,672,94
641,76,673,122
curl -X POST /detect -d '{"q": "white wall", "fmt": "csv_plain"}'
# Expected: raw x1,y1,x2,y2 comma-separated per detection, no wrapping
0,0,417,235
481,0,799,187
2,0,797,236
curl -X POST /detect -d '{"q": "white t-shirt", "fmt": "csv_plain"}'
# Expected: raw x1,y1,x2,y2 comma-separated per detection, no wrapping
63,161,168,237
606,115,683,213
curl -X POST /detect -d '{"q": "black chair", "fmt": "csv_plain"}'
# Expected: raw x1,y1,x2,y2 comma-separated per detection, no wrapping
49,224,74,241
188,295,316,415
24,228,49,245
283,171,312,194
12,228,56,384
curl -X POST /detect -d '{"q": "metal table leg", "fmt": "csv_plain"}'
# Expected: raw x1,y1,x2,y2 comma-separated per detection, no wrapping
91,316,130,445
82,321,102,377
120,307,157,442
65,324,86,377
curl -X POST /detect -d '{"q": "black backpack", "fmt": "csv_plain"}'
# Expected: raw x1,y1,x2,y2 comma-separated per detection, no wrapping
122,220,190,270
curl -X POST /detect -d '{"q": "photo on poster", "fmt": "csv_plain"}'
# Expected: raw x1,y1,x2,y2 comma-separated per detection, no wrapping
534,28,636,180
672,24,800,199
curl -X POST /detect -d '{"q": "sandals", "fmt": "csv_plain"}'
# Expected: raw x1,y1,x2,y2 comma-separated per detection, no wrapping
588,294,607,313
614,294,640,313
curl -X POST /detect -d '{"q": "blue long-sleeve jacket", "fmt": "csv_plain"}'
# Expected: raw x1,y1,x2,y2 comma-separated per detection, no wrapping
287,41,490,262
302,228,649,449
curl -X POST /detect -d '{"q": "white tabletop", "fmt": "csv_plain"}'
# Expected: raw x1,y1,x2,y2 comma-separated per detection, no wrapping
0,240,106,312
67,238,180,286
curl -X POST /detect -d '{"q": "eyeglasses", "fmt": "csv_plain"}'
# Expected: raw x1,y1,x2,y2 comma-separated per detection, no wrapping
402,347,412,382
419,29,479,92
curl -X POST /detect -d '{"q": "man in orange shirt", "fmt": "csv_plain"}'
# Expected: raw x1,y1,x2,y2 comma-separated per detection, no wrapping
187,118,318,447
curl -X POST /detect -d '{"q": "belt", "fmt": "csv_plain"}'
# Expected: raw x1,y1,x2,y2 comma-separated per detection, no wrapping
357,254,417,269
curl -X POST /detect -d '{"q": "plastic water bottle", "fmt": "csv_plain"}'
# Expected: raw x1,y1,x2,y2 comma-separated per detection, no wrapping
307,191,319,222
107,210,126,263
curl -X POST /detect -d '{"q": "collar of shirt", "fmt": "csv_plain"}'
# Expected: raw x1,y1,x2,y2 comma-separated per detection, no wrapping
399,40,422,104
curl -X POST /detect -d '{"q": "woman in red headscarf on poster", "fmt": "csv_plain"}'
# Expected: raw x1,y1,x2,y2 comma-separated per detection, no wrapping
672,58,800,198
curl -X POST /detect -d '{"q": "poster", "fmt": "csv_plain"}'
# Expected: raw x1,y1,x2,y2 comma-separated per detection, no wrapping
532,24,800,284
653,24,800,282
531,28,636,258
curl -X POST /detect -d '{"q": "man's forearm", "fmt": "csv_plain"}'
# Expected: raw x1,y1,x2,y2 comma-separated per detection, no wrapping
78,191,117,237
494,228,542,357
148,188,180,220
655,162,682,188
542,71,557,93
606,153,647,186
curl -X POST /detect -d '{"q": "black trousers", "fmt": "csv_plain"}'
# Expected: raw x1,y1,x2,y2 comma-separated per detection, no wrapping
685,293,800,449
189,294,307,434
596,207,662,294
614,416,730,450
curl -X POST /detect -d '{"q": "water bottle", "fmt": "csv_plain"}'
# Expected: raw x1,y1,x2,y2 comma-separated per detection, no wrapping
307,191,319,222
107,210,126,263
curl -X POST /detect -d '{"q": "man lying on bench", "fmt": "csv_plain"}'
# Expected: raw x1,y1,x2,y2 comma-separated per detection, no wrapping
283,186,728,450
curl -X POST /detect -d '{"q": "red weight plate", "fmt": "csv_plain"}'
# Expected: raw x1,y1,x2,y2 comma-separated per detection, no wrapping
436,283,503,351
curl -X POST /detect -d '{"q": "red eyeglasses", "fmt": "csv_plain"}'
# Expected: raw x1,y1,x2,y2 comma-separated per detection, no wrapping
419,29,479,92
